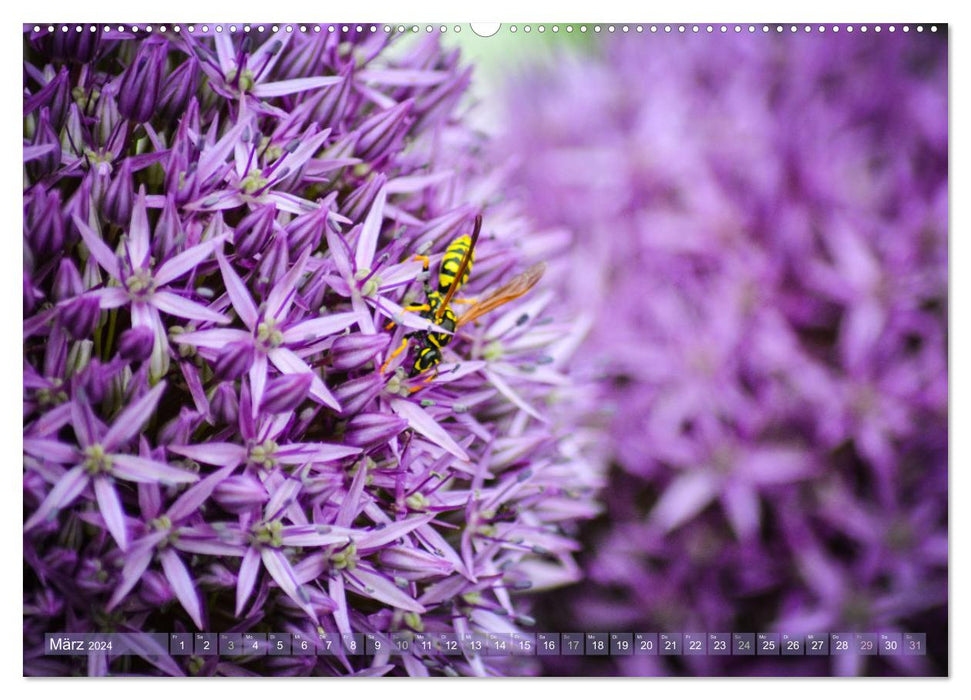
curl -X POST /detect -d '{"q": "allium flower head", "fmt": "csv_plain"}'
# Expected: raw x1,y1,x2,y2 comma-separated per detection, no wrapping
23,25,601,677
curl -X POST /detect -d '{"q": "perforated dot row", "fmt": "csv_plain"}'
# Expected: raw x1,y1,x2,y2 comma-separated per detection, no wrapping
28,24,942,35
506,24,939,34
28,24,456,34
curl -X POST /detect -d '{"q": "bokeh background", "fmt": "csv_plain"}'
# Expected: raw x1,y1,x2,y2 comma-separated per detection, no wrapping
448,26,949,676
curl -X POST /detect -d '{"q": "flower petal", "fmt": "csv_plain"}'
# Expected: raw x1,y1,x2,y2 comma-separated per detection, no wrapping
358,68,449,87
24,464,88,531
281,312,359,346
126,187,151,271
721,483,761,541
336,461,367,528
356,514,435,552
275,442,361,465
264,477,302,520
329,575,352,637
107,535,162,610
345,565,425,613
354,184,387,271
651,472,717,533
373,296,450,334
167,442,246,468
173,327,251,349
280,525,351,548
235,548,261,617
249,352,268,419
24,438,78,464
390,398,468,461
72,215,120,279
152,291,229,324
94,476,128,551
123,630,184,677
251,76,342,98
483,368,546,422
89,287,130,309
213,31,236,76
167,465,236,522
268,347,340,412
266,248,311,323
24,143,56,162
71,396,103,447
261,548,316,621
102,381,167,452
386,171,454,195
739,447,814,485
159,548,204,629
324,228,354,282
111,454,200,484
154,234,229,286
198,119,249,183
216,250,258,329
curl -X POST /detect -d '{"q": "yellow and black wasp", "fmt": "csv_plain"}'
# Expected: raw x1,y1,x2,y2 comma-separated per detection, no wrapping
382,214,546,378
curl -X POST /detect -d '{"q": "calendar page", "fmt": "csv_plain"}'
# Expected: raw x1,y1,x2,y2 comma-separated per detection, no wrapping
21,19,947,679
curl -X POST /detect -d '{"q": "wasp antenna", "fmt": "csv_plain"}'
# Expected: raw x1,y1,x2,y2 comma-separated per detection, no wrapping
471,213,483,245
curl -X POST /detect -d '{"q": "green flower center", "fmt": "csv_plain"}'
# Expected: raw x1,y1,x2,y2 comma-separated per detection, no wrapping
403,611,423,632
384,369,411,398
350,457,377,486
330,542,357,571
460,590,482,606
251,519,284,549
81,148,113,169
150,515,180,548
405,492,429,512
260,136,283,164
256,319,284,349
72,86,101,115
240,168,268,195
483,340,504,361
37,378,68,406
125,268,156,298
150,515,173,531
361,276,381,298
226,68,256,94
249,438,279,468
83,444,112,475
354,268,382,297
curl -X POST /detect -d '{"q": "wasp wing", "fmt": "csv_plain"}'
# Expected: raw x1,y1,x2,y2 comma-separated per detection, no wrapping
456,263,546,328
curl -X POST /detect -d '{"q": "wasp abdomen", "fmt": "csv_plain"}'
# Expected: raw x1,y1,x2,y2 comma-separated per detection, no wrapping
438,234,475,294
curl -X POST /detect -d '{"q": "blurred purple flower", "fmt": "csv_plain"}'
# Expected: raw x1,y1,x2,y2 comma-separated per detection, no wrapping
502,30,947,676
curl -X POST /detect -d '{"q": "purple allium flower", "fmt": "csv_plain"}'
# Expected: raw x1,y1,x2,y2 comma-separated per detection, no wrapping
501,31,947,676
23,25,600,677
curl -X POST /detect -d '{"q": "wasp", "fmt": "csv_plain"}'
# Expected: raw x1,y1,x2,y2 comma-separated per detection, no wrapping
382,214,546,378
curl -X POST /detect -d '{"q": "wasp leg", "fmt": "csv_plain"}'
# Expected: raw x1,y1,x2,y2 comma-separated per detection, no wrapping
384,303,432,331
380,337,410,373
407,368,440,392
451,297,478,305
411,255,438,296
